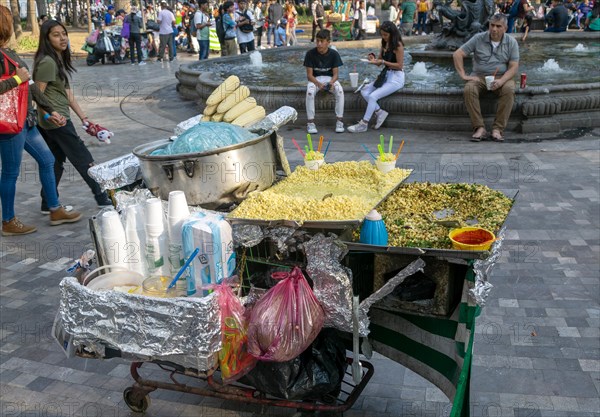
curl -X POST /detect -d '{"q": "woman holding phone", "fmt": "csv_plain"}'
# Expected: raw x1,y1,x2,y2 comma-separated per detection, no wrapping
348,21,405,133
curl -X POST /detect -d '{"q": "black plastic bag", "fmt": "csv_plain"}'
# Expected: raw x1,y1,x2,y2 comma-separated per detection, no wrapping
240,328,347,401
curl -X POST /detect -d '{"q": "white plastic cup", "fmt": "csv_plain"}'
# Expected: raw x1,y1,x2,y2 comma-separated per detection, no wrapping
145,198,165,236
485,75,495,90
349,72,359,88
375,159,397,174
305,158,325,170
167,191,190,220
101,211,128,267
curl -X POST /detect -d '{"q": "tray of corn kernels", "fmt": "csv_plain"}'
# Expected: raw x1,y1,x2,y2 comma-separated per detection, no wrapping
228,161,412,227
359,183,515,254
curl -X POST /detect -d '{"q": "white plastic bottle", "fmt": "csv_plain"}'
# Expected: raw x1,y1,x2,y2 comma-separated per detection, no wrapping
101,210,128,268
145,198,169,277
124,204,146,276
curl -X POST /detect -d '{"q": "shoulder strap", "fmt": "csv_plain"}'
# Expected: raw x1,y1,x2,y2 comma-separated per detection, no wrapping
0,50,19,76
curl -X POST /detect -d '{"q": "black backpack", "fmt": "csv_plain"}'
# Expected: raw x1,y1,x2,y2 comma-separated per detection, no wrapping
216,15,226,43
238,11,254,33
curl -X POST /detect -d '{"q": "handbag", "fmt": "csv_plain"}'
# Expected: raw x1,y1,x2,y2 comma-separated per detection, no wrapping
0,52,29,135
121,21,131,38
373,66,388,88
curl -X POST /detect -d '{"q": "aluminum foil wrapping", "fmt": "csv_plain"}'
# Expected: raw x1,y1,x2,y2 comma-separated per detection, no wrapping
358,258,426,336
59,277,222,371
247,106,298,135
174,114,201,136
88,153,141,191
264,226,298,252
114,188,154,212
232,224,265,248
470,227,505,307
304,234,354,332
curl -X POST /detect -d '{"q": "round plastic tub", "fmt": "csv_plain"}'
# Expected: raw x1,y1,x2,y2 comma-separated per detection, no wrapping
449,227,495,251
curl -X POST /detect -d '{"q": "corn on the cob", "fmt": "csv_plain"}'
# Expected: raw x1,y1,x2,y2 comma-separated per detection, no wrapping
203,104,218,116
231,106,266,127
200,115,211,122
206,75,240,106
217,85,251,114
223,97,257,122
211,113,225,122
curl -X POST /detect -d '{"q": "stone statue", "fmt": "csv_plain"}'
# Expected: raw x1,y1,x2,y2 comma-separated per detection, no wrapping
428,0,495,51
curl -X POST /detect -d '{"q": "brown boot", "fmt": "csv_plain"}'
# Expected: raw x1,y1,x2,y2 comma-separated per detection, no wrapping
2,217,37,236
50,207,83,226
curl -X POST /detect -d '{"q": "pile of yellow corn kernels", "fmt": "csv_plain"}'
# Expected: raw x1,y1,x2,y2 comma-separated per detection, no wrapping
230,161,412,222
378,182,513,248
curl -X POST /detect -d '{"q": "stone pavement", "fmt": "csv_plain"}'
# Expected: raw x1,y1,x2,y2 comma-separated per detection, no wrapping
0,49,599,417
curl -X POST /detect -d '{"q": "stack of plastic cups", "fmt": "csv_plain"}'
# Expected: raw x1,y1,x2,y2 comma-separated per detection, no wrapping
101,210,128,268
167,191,191,276
145,198,169,277
124,204,147,276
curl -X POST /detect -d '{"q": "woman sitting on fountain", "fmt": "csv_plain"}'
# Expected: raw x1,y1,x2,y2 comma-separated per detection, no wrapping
348,21,405,133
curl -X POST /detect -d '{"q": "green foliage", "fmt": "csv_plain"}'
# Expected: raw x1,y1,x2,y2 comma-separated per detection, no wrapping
16,35,39,52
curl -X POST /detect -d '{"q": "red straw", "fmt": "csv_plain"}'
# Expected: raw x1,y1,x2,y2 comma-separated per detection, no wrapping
292,138,305,158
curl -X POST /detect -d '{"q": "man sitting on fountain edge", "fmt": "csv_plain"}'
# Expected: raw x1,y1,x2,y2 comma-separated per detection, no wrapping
303,29,345,134
453,13,519,142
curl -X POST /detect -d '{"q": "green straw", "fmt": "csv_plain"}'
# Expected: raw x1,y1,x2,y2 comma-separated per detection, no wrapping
388,135,393,154
377,144,385,158
307,134,313,152
305,145,310,155
379,134,384,150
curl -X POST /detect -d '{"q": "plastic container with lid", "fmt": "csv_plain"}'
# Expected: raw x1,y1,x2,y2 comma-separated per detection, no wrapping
142,275,187,298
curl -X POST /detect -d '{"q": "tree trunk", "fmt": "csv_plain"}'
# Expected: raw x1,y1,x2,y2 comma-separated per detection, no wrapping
87,0,93,32
35,0,46,16
10,0,22,39
72,0,79,28
27,0,39,37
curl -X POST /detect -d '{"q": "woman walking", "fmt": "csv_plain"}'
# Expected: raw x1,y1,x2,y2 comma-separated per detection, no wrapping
0,7,81,236
348,21,405,133
285,1,298,46
33,20,112,211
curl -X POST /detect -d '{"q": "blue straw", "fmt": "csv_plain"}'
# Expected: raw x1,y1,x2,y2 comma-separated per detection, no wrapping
167,247,200,290
361,144,376,160
324,140,332,157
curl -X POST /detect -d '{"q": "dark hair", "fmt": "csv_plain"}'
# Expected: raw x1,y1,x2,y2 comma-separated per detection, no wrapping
0,5,13,47
223,1,234,10
34,20,76,82
592,1,600,18
316,29,331,40
379,20,403,50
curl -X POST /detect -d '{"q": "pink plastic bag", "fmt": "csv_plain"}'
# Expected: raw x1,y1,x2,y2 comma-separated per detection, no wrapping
247,267,325,362
86,29,99,46
214,282,257,383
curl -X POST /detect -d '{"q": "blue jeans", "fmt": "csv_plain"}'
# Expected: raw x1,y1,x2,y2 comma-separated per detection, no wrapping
198,39,209,60
267,24,276,45
0,126,60,221
417,12,427,34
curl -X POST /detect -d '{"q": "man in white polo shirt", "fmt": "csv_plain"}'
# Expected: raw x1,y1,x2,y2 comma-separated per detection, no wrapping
157,1,176,62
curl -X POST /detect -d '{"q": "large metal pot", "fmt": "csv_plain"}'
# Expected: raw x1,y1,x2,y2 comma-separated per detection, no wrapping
133,132,277,209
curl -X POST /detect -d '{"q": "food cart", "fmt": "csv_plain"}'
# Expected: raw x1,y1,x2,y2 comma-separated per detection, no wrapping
55,108,514,417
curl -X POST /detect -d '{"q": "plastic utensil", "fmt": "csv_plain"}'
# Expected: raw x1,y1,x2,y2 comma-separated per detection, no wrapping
318,135,323,152
380,134,384,150
377,144,385,158
388,135,393,154
307,134,314,152
291,138,305,157
361,144,376,160
167,247,199,290
324,140,331,157
305,145,310,155
395,140,405,159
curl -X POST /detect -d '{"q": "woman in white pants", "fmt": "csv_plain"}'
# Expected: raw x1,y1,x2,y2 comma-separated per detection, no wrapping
348,21,405,133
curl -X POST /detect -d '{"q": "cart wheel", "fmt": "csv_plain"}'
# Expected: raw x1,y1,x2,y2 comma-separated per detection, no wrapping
123,387,150,413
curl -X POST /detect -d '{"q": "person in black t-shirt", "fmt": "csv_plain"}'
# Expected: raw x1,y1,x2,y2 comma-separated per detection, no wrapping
303,29,345,134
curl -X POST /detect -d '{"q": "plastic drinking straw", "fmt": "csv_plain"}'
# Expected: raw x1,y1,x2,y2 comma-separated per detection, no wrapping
167,247,200,290
394,140,405,159
379,134,384,150
377,144,385,158
305,145,310,156
324,140,331,157
388,135,393,154
307,134,314,152
291,138,305,157
361,144,376,160
318,135,324,152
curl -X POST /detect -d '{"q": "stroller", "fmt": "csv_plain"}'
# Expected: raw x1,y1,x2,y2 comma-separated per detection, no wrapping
85,29,127,66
